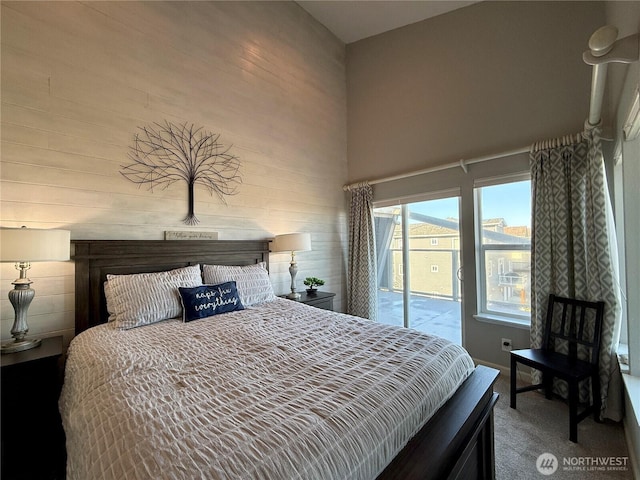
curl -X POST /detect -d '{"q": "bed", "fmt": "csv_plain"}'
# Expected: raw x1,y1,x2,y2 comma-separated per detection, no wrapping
62,239,499,480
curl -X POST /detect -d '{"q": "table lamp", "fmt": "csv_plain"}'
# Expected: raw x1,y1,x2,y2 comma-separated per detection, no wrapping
274,233,311,300
1,227,70,354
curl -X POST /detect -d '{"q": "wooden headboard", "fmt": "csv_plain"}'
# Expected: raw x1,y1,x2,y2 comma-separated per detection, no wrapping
72,239,270,334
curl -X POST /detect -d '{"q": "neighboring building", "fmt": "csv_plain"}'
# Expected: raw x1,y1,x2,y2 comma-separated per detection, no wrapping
481,218,507,233
378,213,530,309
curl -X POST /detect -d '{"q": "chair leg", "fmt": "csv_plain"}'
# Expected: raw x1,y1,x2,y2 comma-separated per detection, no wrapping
569,381,578,443
592,372,602,423
543,371,553,400
510,355,517,409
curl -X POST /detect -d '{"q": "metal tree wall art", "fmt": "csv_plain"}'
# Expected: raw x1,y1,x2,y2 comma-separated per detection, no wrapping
121,121,242,225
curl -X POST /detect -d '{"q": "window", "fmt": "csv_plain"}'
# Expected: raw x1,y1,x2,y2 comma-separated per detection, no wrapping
475,179,531,322
374,195,462,344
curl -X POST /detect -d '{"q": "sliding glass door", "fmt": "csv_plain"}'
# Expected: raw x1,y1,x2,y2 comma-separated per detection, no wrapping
374,196,462,344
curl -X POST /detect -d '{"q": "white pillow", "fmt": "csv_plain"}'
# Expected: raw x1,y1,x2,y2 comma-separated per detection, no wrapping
105,265,203,330
202,262,276,306
104,281,115,322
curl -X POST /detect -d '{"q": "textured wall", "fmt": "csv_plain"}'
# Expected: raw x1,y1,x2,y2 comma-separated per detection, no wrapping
1,1,348,344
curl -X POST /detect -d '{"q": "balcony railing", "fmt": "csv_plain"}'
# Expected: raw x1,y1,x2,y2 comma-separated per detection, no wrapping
498,273,527,287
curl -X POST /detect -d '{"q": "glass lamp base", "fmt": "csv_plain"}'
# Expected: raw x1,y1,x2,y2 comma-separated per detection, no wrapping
1,337,42,354
287,292,301,300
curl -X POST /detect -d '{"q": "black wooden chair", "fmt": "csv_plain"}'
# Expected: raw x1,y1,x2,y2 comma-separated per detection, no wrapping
510,294,605,442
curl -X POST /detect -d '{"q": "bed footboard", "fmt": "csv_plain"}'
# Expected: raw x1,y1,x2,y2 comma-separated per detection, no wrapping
378,365,499,480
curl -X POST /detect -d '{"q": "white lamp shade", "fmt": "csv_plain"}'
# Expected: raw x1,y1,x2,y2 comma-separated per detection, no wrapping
273,233,311,253
1,228,71,262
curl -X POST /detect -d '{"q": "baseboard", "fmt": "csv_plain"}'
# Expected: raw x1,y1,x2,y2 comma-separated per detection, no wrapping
473,357,533,384
473,358,509,378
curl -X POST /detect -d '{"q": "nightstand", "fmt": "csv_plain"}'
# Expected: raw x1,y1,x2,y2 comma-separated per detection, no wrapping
1,335,66,480
279,291,336,311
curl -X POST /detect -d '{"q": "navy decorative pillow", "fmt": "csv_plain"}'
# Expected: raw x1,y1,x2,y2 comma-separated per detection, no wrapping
178,282,244,322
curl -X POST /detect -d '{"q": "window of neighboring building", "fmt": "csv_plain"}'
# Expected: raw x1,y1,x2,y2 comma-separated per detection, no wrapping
430,238,438,246
431,265,439,273
475,179,531,323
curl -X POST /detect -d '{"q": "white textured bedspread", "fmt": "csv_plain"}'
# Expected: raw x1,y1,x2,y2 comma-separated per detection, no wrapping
60,298,475,480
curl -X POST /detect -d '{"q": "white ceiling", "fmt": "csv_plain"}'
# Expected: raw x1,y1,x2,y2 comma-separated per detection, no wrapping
297,1,478,44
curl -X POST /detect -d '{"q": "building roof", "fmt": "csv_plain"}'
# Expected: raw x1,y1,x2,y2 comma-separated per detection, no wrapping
483,217,507,226
407,223,458,236
385,211,529,244
504,226,531,238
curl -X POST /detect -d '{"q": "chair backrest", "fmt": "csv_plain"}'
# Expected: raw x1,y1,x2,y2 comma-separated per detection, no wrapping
542,294,605,365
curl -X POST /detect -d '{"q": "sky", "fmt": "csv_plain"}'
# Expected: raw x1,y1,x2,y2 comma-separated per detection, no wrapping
409,180,532,228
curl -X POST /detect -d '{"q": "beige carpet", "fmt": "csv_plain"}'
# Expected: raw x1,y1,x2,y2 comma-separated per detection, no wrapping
493,375,633,479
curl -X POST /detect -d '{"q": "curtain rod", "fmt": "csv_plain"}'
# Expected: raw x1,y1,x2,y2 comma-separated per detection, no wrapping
583,26,639,127
343,145,529,191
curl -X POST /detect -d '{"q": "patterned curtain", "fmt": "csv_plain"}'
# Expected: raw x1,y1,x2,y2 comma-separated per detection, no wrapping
347,183,378,321
530,127,622,420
